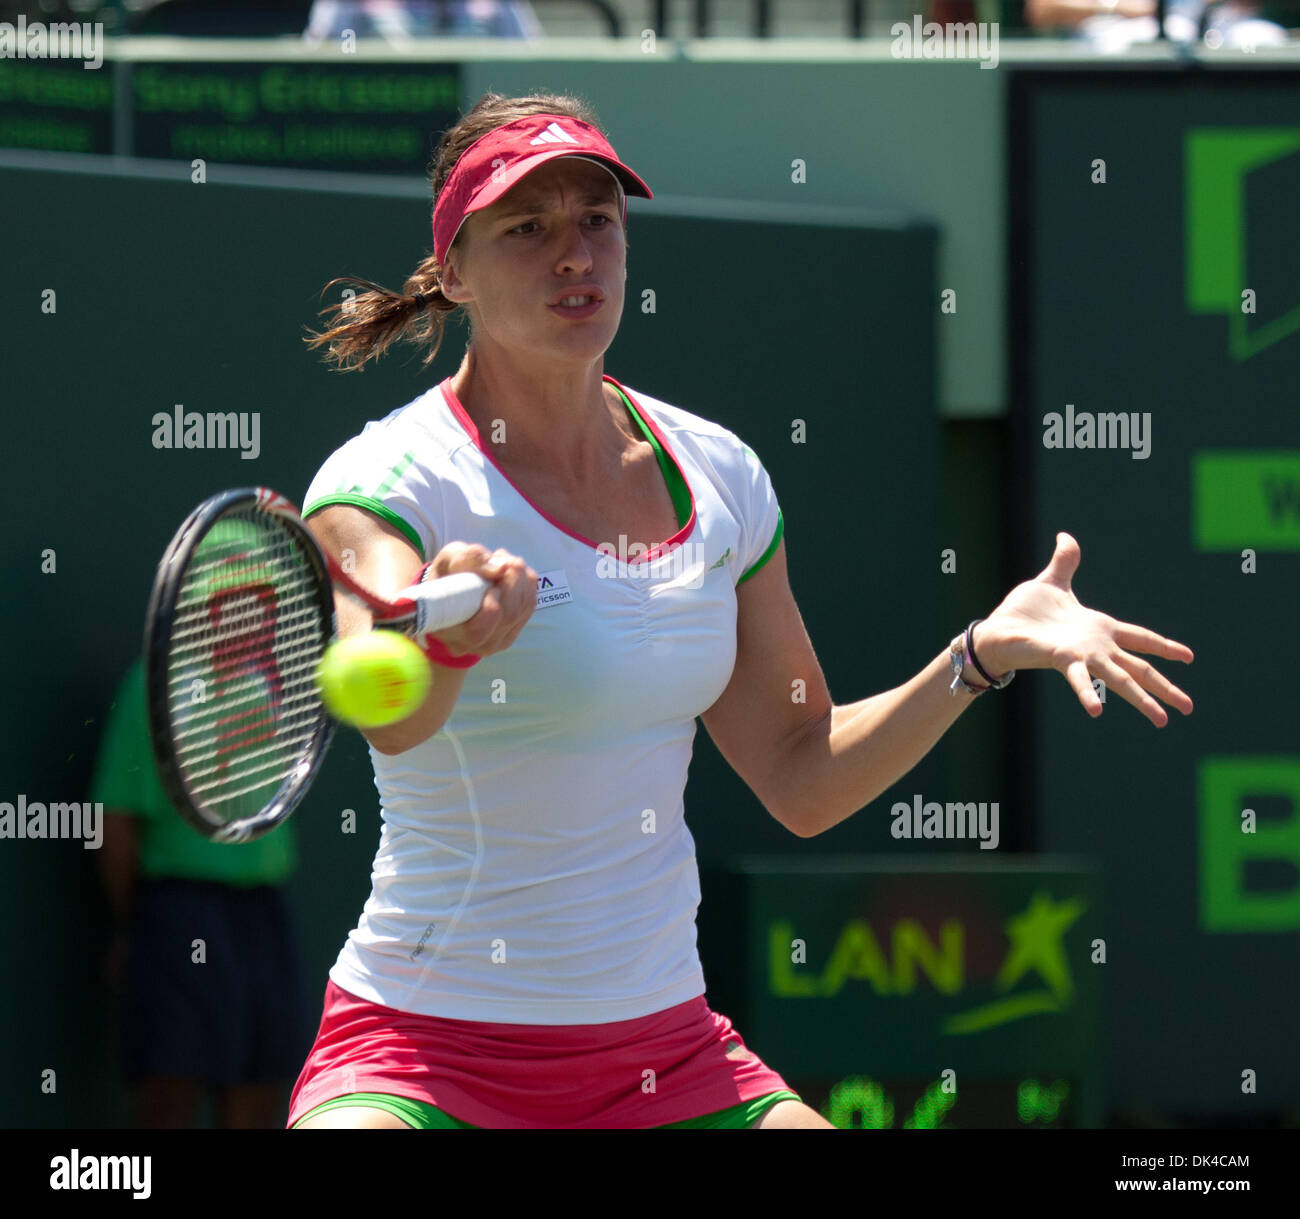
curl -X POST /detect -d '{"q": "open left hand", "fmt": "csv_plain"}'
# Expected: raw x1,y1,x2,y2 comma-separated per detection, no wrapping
974,532,1194,727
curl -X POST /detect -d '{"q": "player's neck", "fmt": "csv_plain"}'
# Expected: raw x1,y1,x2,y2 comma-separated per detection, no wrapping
448,350,635,482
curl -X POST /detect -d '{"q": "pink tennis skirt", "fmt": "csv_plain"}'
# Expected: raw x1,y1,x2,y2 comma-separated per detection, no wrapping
286,979,793,1129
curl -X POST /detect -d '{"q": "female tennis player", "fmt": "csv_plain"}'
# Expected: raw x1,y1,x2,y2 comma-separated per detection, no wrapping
288,92,1193,1130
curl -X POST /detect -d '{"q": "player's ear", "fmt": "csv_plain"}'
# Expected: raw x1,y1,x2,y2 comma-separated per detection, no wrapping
439,254,465,301
440,248,469,304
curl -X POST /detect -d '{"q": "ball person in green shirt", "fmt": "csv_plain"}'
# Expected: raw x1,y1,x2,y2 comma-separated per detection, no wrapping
91,655,313,1127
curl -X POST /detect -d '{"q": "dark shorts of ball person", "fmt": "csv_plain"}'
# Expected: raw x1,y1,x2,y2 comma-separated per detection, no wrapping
121,879,314,1097
288,980,802,1129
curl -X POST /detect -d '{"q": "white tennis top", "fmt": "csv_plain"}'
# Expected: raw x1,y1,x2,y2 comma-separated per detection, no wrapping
303,374,783,1024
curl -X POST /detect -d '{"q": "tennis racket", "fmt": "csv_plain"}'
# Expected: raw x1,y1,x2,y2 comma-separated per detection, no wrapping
144,487,489,844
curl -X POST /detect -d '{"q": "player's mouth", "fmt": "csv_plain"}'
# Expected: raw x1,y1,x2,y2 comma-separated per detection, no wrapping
548,289,604,320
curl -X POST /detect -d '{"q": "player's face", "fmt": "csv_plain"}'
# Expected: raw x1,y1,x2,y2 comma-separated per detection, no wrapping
444,158,626,366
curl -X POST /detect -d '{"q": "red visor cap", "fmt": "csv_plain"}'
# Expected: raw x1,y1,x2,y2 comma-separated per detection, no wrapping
432,114,652,266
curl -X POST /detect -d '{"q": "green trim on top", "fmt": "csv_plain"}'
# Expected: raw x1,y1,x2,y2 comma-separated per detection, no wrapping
615,385,692,530
302,493,426,560
738,509,784,585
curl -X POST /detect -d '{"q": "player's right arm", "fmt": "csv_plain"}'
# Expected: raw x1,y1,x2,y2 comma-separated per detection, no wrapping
305,503,537,755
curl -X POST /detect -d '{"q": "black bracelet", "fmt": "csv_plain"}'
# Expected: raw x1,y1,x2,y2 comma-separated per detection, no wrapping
966,618,1015,690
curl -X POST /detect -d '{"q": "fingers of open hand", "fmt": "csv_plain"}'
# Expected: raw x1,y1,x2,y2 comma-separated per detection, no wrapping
1064,642,1193,727
1111,649,1194,718
1090,655,1171,726
1108,617,1194,665
1064,659,1103,718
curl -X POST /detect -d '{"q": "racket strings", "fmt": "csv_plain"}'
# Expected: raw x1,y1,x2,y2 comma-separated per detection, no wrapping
166,508,329,824
170,684,323,760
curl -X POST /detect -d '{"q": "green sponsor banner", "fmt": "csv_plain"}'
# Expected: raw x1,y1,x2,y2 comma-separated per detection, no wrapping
131,61,461,174
1185,128,1300,361
734,860,1102,1072
1193,451,1300,550
695,859,1105,1124
723,860,1103,1124
795,1074,1077,1129
1199,756,1300,932
0,58,113,154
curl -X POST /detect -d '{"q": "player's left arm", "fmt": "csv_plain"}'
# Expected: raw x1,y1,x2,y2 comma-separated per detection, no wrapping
702,532,1194,840
699,538,829,838
700,537,973,839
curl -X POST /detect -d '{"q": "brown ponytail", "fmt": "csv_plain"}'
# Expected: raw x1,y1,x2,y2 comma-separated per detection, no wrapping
304,90,605,373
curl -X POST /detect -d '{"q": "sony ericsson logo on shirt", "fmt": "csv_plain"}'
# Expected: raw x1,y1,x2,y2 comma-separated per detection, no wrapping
534,569,573,608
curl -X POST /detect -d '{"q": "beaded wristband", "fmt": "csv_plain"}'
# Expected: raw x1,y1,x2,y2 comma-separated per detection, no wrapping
966,618,1015,690
962,634,990,692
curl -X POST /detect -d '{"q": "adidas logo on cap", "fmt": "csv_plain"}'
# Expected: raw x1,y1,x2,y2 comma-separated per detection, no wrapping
529,121,581,146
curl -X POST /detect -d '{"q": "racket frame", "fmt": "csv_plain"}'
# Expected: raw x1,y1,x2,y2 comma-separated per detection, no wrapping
144,487,342,844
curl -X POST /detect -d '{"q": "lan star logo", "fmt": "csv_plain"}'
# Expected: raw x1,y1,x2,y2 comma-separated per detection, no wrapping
943,891,1086,1035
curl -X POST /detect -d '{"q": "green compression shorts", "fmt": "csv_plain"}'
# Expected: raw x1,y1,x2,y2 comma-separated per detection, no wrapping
292,1089,803,1130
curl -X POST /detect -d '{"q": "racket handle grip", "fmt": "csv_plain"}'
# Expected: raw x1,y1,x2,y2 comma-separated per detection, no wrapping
400,571,491,635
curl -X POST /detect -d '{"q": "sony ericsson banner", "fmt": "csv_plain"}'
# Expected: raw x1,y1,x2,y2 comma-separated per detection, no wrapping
131,61,461,173
0,57,461,174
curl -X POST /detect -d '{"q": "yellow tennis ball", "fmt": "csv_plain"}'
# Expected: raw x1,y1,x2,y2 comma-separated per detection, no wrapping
316,631,431,729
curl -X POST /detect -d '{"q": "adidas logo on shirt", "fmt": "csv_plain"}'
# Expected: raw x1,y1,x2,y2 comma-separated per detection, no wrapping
529,122,580,146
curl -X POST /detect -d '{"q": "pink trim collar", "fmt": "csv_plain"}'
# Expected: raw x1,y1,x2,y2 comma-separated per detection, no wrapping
438,376,696,564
